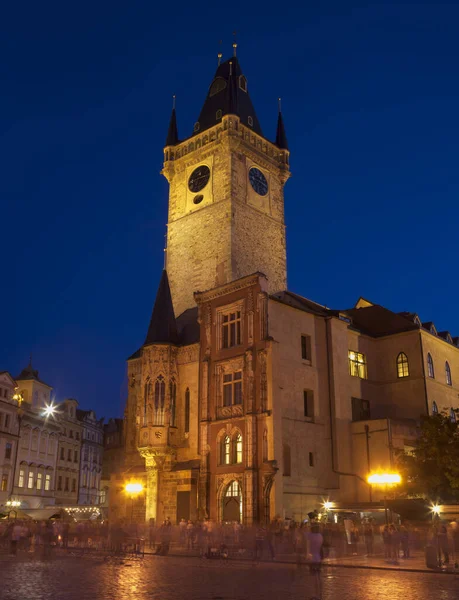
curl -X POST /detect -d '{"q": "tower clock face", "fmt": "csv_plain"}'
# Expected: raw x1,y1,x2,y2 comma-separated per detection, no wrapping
188,165,210,193
249,167,268,196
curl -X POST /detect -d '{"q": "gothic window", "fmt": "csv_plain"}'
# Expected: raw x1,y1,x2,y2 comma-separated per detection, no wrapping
184,388,190,434
221,435,231,465
248,116,253,127
28,471,34,489
209,77,227,97
239,75,247,92
234,433,243,464
222,311,241,348
432,401,438,415
223,372,242,406
216,109,222,120
283,443,291,476
427,353,435,378
445,361,452,386
45,473,51,491
143,379,151,426
18,469,25,488
36,472,42,490
397,352,410,378
348,350,367,379
262,430,268,462
154,376,166,425
170,380,177,427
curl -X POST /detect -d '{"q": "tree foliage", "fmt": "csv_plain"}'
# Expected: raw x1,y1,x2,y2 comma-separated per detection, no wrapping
397,411,459,503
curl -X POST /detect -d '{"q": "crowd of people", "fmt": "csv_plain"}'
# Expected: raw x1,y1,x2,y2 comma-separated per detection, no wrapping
1,515,458,567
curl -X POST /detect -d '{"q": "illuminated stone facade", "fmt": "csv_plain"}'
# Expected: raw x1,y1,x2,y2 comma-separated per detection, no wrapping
115,53,459,525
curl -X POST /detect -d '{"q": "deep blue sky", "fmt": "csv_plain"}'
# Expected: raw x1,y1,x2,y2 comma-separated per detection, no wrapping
3,1,459,418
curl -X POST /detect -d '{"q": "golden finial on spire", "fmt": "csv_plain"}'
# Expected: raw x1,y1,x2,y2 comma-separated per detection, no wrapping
232,30,237,57
172,95,176,110
278,97,282,112
218,39,223,66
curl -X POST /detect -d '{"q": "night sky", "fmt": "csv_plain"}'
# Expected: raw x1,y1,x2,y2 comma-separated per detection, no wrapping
3,2,459,419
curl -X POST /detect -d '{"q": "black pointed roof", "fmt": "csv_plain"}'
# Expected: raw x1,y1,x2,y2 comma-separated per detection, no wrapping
165,107,179,146
275,110,288,150
144,270,179,346
15,361,51,387
193,56,263,137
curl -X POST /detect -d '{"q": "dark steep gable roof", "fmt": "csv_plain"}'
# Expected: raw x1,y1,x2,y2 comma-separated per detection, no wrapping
144,270,179,346
344,304,420,337
270,291,330,317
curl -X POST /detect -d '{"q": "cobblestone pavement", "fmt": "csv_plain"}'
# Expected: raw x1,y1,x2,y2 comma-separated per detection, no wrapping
0,554,457,600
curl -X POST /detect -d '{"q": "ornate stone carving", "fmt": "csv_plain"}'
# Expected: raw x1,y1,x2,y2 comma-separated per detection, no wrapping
259,349,268,412
217,404,243,420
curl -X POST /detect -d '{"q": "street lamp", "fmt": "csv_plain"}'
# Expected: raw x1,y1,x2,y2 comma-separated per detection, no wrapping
367,473,401,525
124,482,144,523
42,402,58,418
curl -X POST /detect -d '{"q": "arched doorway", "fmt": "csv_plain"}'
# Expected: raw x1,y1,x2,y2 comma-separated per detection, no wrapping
222,480,242,523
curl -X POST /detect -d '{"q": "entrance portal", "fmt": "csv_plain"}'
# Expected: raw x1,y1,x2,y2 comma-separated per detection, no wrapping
222,480,242,523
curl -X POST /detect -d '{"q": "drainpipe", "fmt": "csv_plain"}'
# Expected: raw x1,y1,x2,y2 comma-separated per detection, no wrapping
325,317,372,493
418,332,430,416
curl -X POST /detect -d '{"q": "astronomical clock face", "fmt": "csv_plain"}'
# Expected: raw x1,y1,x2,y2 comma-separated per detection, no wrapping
249,167,268,196
188,165,210,193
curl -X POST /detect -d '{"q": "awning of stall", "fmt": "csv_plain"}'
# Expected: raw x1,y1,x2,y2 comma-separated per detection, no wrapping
22,508,62,520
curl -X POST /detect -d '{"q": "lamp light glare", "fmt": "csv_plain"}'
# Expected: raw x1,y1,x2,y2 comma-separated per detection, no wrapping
42,402,57,418
431,504,441,515
367,473,401,485
125,482,143,494
323,501,333,511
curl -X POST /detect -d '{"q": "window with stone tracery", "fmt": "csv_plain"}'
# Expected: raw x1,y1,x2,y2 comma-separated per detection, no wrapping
222,311,241,348
184,388,190,433
223,371,242,406
234,433,243,464
170,380,177,427
154,376,166,425
222,435,231,465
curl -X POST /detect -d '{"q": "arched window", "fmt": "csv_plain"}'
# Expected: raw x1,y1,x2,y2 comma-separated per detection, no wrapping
143,378,151,426
234,433,243,464
427,353,435,378
283,443,291,476
397,352,409,378
262,430,268,462
169,380,177,426
432,401,438,415
154,376,166,425
450,408,457,423
445,361,452,386
184,388,190,434
221,435,231,465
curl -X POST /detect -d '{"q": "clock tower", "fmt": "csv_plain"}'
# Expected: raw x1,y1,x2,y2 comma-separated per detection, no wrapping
162,53,290,316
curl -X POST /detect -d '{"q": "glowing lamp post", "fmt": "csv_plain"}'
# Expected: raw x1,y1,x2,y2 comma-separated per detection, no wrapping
125,482,144,523
6,499,21,519
367,473,401,525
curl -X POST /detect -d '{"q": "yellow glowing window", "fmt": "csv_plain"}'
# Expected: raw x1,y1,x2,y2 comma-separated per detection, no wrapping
235,433,243,464
348,350,367,379
222,436,231,465
397,352,409,378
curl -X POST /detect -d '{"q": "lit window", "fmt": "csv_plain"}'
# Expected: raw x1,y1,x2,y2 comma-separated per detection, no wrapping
222,435,231,465
397,352,409,378
154,376,166,425
36,473,42,490
427,353,435,378
28,471,34,489
1,474,7,491
234,433,243,464
226,480,240,497
432,401,438,415
45,474,51,491
223,372,242,406
445,361,452,386
222,311,241,348
348,350,367,379
18,469,25,487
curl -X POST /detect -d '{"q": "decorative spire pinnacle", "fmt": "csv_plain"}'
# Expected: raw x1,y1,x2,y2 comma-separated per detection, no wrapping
165,96,179,146
218,39,223,66
275,98,289,150
232,30,237,56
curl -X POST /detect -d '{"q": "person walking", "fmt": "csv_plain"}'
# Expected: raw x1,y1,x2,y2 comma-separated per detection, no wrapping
10,521,22,556
364,522,374,557
307,524,324,600
437,525,450,565
382,525,391,560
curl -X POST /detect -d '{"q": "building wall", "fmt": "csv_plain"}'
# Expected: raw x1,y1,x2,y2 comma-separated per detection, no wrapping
0,373,20,506
422,330,459,415
55,400,81,505
78,412,104,505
